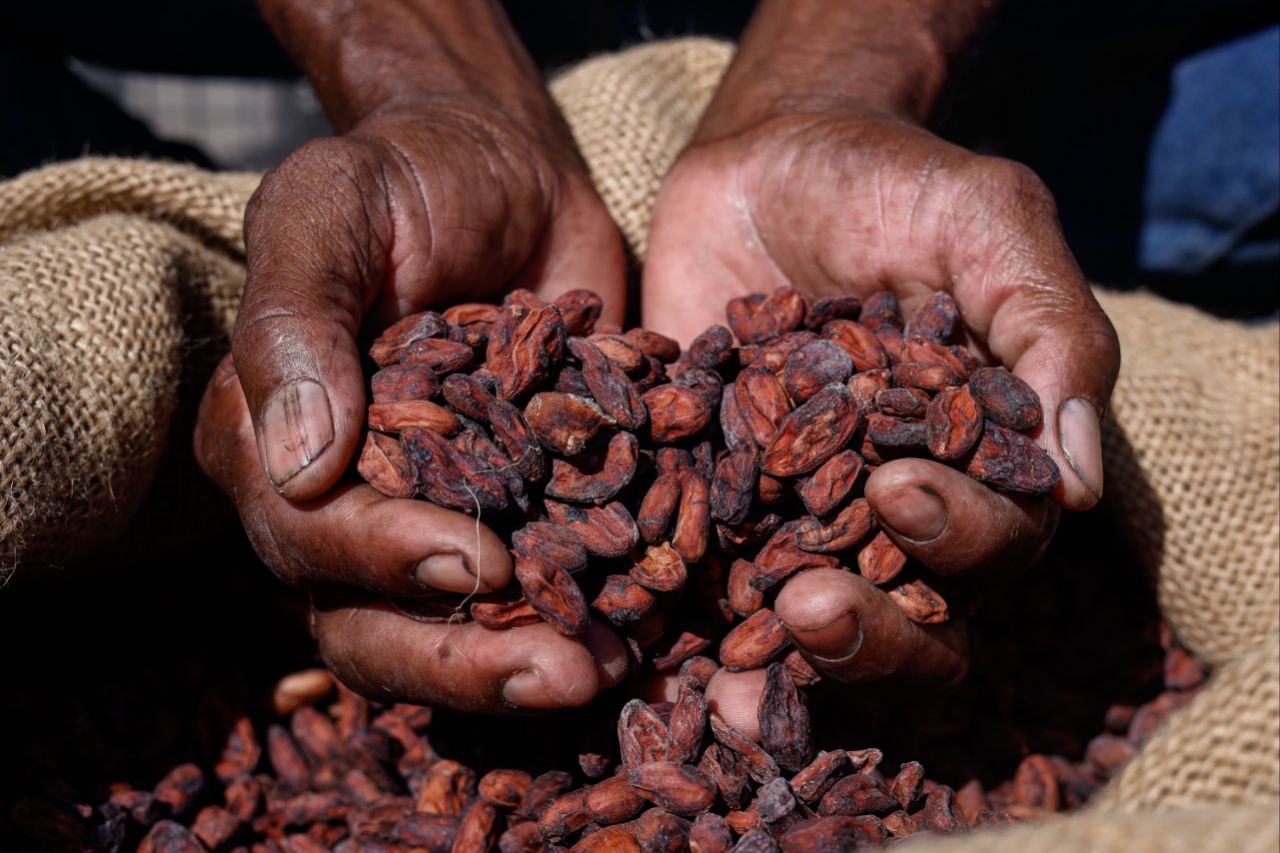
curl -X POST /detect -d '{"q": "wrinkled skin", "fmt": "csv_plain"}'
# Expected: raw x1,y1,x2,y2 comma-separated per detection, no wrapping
644,107,1119,734
195,96,630,713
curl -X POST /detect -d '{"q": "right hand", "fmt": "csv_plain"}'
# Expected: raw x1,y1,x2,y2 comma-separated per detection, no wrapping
195,95,630,713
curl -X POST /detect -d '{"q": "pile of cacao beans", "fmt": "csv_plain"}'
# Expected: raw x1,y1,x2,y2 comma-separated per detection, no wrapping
357,285,1058,663
4,512,1202,851
82,617,1202,853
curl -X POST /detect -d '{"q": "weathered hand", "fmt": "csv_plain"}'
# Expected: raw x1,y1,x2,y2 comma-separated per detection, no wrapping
194,79,629,712
196,347,629,713
645,108,1119,728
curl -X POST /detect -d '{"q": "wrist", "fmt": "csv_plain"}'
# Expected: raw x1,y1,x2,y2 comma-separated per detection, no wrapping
695,0,992,141
259,0,561,136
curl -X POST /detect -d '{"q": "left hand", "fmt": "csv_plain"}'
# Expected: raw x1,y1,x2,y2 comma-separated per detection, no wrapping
644,104,1119,734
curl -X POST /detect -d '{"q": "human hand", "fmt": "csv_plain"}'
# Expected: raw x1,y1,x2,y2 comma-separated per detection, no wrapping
195,354,629,713
196,0,631,712
645,89,1119,728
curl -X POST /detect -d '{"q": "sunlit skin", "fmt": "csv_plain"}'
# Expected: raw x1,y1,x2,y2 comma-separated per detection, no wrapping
195,0,1119,727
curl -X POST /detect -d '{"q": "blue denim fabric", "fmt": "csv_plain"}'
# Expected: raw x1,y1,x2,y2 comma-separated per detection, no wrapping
1139,26,1280,274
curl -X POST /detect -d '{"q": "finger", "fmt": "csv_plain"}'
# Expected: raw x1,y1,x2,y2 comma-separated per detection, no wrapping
195,354,513,596
774,569,967,686
233,137,391,501
704,668,768,741
955,160,1121,511
865,458,1058,578
314,599,628,712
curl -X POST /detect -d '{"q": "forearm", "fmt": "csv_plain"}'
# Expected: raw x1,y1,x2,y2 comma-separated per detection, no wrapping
258,0,557,132
699,0,994,138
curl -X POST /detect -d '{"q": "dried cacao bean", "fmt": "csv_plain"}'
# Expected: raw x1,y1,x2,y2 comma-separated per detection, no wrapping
964,424,1060,495
593,576,658,626
546,431,640,505
758,664,812,773
968,367,1043,430
719,609,792,672
925,385,983,460
874,387,930,418
569,337,648,431
795,450,863,518
401,337,475,373
630,543,688,594
637,471,683,544
545,500,640,558
887,579,949,624
803,296,862,329
781,341,854,403
856,532,908,585
553,289,603,337
904,292,958,344
727,288,806,344
858,292,901,330
644,384,713,444
762,384,859,477
370,311,448,366
357,431,415,498
793,499,875,554
822,320,889,372
487,304,567,401
735,367,793,447
690,324,735,370
367,400,460,436
628,763,717,816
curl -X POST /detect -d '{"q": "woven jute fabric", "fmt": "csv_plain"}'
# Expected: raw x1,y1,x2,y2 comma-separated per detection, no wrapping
1098,628,1280,809
1091,290,1280,669
0,161,256,576
0,37,1276,847
551,37,734,261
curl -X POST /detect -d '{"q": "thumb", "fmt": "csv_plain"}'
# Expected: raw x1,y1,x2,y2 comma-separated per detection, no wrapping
1002,302,1120,511
232,138,388,500
972,174,1121,511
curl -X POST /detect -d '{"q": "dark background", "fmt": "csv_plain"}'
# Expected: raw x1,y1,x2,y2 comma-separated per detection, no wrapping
2,0,1277,314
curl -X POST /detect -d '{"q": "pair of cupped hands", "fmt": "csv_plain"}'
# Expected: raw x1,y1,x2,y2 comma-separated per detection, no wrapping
193,83,1118,738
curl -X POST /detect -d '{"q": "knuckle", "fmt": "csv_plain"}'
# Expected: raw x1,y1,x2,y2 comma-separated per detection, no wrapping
244,136,384,271
247,137,369,227
982,157,1055,210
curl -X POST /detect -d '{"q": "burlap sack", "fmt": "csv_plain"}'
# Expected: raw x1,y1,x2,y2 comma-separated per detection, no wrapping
0,160,258,576
0,37,1275,848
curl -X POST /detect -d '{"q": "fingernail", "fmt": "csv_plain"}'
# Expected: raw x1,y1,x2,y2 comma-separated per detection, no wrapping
781,610,863,663
502,669,561,708
875,485,947,542
415,553,476,591
261,379,334,487
1058,398,1103,502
